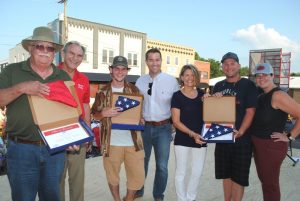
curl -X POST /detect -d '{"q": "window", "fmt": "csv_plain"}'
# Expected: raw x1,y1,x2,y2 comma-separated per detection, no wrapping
102,49,114,64
186,59,189,64
128,53,132,65
133,54,137,65
127,52,138,67
166,56,170,64
109,50,114,63
200,71,209,79
175,57,178,65
102,49,107,63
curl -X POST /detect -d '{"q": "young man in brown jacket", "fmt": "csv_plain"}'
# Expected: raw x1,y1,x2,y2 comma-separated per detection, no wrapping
91,56,144,201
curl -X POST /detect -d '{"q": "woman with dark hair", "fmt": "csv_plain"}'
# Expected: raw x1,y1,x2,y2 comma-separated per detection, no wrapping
251,63,300,201
171,64,206,201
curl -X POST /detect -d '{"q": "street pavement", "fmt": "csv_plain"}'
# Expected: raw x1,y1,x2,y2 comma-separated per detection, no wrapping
1,143,300,201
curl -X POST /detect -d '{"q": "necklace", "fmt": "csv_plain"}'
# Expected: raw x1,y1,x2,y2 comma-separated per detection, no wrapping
181,88,197,99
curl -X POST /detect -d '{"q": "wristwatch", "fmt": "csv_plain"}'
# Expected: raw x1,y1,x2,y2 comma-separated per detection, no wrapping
287,132,295,141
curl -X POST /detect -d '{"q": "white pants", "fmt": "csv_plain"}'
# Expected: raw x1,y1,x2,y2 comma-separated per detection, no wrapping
174,145,207,201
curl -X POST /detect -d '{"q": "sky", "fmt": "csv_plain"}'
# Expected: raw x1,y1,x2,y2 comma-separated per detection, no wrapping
1,0,300,72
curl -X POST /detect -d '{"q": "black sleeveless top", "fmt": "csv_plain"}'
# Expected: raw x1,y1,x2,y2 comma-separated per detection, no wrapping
251,87,288,139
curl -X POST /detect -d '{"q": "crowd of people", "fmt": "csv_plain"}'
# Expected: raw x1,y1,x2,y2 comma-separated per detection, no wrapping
1,26,300,201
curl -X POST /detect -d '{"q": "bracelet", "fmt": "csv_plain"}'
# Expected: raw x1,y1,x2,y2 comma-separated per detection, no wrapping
188,130,195,138
286,132,295,141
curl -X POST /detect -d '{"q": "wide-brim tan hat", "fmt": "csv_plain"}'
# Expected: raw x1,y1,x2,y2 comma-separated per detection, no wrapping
21,26,63,52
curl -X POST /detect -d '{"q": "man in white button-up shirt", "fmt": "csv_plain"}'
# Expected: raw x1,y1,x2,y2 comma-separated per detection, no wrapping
135,48,179,201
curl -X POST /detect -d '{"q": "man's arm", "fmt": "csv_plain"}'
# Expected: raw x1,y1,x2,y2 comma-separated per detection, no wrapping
0,81,50,107
91,92,104,120
235,107,256,138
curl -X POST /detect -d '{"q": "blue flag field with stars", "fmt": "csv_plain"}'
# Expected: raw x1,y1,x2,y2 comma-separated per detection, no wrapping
203,123,234,140
115,96,140,112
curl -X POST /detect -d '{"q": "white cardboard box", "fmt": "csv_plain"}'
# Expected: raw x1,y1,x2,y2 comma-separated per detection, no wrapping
202,96,236,143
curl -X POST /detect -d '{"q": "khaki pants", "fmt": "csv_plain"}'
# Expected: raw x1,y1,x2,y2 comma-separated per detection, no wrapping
103,146,145,190
60,146,86,201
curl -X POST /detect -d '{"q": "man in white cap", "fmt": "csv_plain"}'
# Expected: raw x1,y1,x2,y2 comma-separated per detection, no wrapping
0,26,78,201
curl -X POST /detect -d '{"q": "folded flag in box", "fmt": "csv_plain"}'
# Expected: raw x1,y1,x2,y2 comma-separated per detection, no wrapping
115,96,140,112
203,123,234,140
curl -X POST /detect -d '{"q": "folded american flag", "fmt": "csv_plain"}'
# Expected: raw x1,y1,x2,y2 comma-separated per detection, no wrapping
203,123,234,140
44,80,78,107
115,96,140,112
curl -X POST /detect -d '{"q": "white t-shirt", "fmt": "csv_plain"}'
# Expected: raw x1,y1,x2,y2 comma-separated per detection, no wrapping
110,86,134,146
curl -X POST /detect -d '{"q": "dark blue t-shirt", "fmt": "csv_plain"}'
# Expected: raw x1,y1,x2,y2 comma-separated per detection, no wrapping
171,89,206,148
213,78,258,143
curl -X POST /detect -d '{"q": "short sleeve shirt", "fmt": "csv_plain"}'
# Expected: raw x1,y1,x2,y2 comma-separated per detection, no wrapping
135,72,179,121
58,63,90,119
171,89,206,148
0,60,71,140
213,78,258,143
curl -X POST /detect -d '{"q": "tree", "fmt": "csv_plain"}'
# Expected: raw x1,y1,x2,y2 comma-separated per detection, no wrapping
291,72,300,77
195,52,201,61
240,67,249,76
208,58,223,78
195,52,223,78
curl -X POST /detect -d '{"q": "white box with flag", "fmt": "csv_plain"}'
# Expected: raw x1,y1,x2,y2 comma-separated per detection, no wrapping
28,81,94,154
202,96,235,143
111,93,144,130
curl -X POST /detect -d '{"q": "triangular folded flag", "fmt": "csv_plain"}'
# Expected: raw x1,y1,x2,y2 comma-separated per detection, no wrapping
115,96,140,112
203,123,234,140
43,80,78,108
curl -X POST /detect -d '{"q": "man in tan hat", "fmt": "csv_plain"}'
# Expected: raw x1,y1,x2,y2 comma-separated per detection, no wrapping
0,26,78,201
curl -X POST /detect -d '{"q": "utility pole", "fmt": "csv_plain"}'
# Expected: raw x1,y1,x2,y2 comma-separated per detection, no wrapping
58,0,68,42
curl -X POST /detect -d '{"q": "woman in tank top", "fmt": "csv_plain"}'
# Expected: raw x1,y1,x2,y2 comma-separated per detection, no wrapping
251,63,300,201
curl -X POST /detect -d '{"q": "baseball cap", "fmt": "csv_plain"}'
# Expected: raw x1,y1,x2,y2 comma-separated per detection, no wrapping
109,56,130,69
221,52,239,63
254,63,274,75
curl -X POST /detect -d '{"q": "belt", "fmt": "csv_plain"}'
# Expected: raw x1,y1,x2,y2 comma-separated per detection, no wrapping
145,119,170,126
9,136,45,146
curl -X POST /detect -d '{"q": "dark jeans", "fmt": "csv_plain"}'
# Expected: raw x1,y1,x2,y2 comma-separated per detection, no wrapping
252,135,288,201
7,140,65,201
137,123,172,200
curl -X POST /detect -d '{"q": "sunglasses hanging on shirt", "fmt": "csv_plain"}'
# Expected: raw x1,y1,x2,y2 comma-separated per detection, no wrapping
147,82,153,96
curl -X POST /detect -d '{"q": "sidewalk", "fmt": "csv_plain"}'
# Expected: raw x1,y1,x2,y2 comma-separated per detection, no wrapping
1,143,300,201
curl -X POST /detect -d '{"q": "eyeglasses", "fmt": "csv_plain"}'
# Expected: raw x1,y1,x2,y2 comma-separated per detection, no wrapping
147,82,153,96
32,44,55,53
